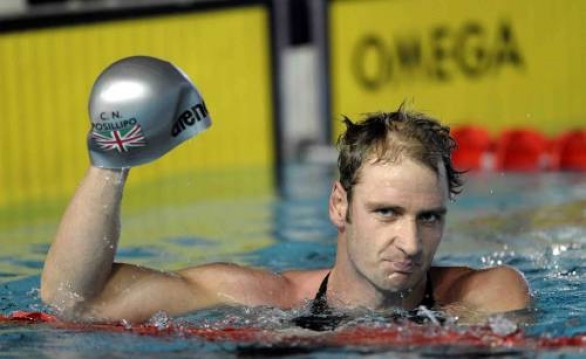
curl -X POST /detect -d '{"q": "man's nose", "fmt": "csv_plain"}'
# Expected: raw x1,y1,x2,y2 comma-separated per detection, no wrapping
395,218,421,257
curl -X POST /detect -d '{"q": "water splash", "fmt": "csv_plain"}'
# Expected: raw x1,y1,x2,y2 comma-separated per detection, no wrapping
488,314,517,335
416,305,441,326
148,310,171,331
121,318,133,330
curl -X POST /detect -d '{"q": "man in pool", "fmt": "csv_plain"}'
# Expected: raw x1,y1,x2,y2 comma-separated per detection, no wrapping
41,57,530,327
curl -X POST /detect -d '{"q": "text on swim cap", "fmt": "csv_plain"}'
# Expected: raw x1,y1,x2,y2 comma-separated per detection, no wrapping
92,117,138,131
99,111,122,121
171,102,209,137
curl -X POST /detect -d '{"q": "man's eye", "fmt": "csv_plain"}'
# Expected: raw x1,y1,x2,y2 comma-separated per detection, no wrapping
376,208,396,217
419,213,442,224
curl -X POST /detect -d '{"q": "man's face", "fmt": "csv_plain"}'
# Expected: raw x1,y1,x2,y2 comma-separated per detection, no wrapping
338,157,449,293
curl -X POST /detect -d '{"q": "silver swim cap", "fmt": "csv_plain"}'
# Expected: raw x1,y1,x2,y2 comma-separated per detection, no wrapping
88,56,211,168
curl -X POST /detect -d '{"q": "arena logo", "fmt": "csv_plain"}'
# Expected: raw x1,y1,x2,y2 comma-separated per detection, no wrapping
171,102,209,137
351,20,524,90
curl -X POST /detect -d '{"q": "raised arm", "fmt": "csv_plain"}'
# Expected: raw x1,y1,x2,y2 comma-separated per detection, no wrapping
40,56,219,322
41,163,307,322
40,167,290,322
41,166,129,318
40,57,298,323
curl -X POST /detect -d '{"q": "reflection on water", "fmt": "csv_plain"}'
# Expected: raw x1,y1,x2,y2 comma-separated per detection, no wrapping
1,164,586,356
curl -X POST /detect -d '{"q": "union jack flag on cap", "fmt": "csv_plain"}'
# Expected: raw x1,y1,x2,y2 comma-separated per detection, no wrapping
91,124,146,153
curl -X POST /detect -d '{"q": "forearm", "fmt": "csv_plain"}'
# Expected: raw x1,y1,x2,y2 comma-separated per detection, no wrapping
41,166,129,314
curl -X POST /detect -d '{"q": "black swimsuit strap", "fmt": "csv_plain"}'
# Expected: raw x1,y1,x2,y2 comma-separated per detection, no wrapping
419,272,436,309
310,271,330,312
292,272,345,331
313,271,435,311
292,271,437,331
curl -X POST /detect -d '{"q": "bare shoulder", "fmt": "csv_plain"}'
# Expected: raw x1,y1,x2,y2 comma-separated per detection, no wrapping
431,265,531,313
282,268,331,301
178,263,327,309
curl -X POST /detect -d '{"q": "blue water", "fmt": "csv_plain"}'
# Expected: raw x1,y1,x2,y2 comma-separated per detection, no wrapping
1,163,586,357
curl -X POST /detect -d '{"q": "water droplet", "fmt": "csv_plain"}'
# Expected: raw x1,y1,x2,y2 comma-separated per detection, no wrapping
27,287,40,297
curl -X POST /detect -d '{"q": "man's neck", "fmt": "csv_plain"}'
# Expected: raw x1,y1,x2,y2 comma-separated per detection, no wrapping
326,266,428,311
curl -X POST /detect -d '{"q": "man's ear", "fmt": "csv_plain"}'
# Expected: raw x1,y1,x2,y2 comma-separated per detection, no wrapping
329,181,348,228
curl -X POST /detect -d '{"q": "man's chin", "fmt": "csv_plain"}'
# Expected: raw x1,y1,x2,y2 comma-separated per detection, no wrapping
380,272,422,292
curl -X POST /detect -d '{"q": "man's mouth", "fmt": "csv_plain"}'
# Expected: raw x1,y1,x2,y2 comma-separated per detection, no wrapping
383,259,420,274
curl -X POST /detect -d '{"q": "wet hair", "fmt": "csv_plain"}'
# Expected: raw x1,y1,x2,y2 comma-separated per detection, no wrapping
337,104,463,205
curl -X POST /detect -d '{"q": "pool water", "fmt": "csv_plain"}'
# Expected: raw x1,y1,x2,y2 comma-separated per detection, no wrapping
1,163,586,357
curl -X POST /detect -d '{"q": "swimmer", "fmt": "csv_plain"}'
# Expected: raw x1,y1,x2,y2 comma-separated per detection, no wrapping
40,56,530,327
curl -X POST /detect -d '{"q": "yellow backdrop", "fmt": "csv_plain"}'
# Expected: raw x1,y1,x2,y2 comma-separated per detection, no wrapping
330,0,586,137
0,5,275,239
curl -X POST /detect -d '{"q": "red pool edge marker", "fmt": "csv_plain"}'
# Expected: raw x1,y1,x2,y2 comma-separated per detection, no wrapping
450,125,586,172
0,311,265,342
3,310,57,323
551,129,586,171
495,128,550,172
2,311,586,350
451,126,494,171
